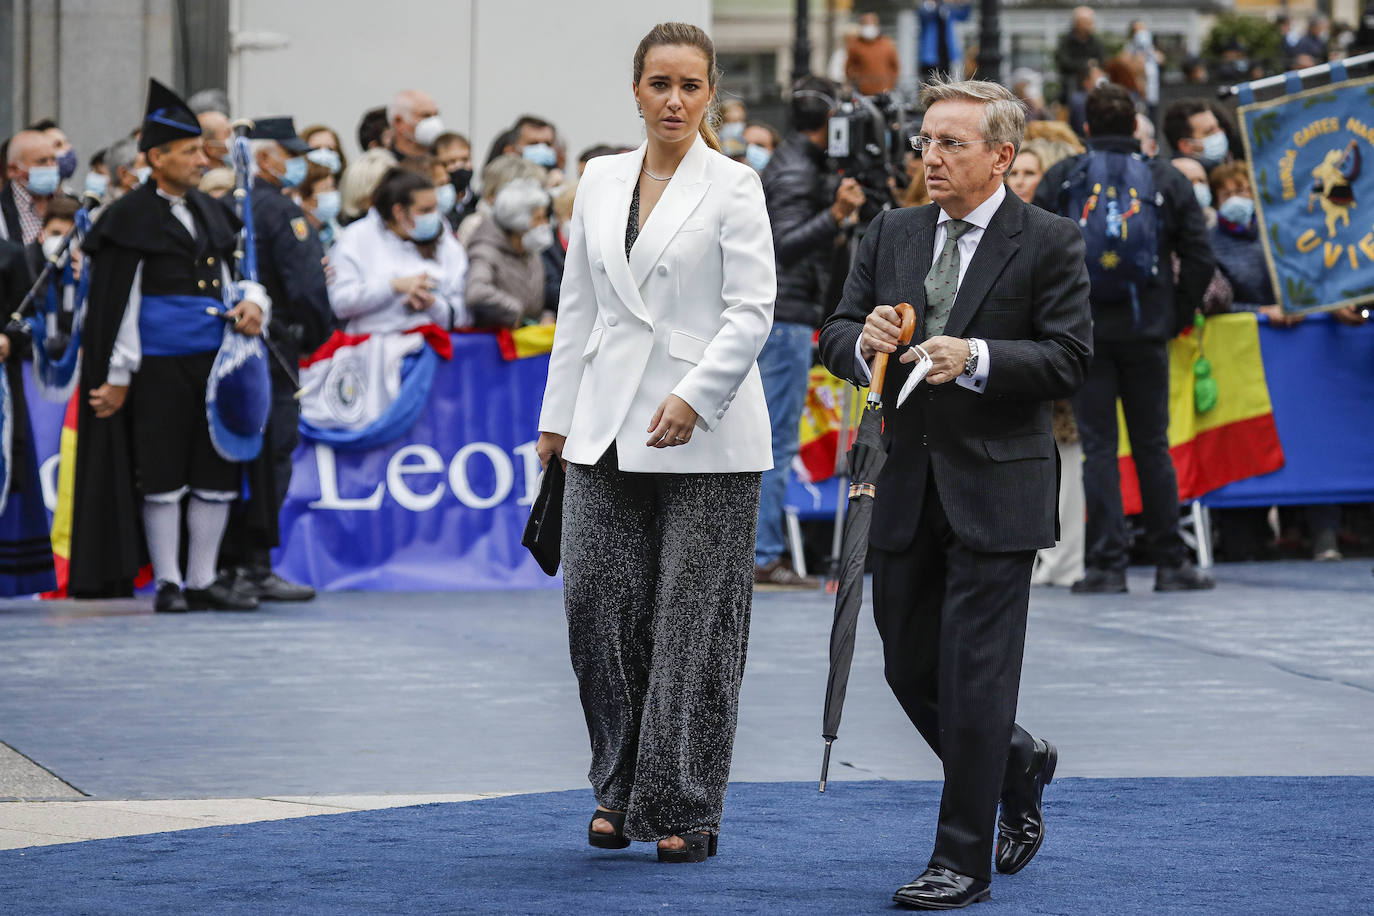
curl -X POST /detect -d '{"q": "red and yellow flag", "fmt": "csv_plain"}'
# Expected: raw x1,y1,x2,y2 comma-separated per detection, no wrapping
798,367,866,483
1118,312,1284,514
42,393,80,598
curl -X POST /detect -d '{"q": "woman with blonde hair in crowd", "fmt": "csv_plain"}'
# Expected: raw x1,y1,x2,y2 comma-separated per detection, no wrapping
465,178,551,328
456,153,546,247
338,147,397,225
536,21,775,864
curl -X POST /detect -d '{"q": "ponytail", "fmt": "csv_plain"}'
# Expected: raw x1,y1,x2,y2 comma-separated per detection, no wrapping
698,109,722,153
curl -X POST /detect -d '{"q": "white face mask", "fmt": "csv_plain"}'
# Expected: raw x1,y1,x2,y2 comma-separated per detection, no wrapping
41,235,66,261
860,24,881,40
522,223,554,255
413,116,445,148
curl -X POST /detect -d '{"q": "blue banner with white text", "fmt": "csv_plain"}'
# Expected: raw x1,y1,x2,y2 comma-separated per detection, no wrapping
1240,74,1374,314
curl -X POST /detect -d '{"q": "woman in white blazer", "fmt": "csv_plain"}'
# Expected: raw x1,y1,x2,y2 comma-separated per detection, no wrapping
535,23,776,864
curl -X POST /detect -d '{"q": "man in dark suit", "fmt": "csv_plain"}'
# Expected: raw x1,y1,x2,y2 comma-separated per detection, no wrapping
818,77,1093,910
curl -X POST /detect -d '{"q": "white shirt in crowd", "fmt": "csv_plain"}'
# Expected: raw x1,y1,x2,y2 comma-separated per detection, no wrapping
855,183,1003,394
328,209,469,334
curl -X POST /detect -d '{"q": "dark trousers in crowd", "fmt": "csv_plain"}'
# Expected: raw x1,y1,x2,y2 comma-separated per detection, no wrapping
871,470,1039,881
1073,337,1186,572
754,321,813,567
220,374,300,574
561,446,760,842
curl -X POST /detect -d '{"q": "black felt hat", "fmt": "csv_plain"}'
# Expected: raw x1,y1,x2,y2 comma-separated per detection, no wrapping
249,117,311,155
139,78,202,152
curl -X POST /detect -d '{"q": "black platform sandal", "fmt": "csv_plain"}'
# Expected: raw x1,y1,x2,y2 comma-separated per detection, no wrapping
656,831,716,863
588,809,630,850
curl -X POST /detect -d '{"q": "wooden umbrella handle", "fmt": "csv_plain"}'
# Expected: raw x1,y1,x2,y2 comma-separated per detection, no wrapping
869,302,917,399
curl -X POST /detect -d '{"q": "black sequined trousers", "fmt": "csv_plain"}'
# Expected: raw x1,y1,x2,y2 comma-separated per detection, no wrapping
562,446,761,842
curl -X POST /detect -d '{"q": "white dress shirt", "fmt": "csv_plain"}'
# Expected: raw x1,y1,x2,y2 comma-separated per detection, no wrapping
328,210,469,334
856,183,1006,394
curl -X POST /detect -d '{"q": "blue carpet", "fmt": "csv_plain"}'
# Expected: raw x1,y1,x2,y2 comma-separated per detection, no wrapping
1,778,1366,914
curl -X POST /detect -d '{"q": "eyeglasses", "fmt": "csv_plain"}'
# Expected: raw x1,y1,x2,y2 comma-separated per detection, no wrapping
909,135,991,155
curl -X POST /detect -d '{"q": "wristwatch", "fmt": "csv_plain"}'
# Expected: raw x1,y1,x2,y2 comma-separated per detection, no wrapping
963,339,979,377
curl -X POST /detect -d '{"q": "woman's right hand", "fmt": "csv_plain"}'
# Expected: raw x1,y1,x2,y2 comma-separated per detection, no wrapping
392,273,437,311
536,431,567,471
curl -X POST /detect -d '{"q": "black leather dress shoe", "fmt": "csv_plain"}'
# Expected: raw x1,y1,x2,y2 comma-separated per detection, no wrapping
248,572,316,602
1154,561,1215,592
1070,568,1127,594
154,581,188,613
892,866,990,909
996,738,1058,875
185,580,260,611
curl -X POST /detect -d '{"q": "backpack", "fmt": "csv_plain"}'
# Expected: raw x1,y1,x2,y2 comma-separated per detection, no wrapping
1057,151,1162,326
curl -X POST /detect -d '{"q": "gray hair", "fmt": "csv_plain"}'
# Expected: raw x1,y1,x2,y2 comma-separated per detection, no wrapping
919,75,1028,155
491,179,550,233
479,154,546,204
187,88,230,117
106,136,138,174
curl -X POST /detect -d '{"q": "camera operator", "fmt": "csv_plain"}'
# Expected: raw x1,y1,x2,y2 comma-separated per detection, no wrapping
754,76,866,589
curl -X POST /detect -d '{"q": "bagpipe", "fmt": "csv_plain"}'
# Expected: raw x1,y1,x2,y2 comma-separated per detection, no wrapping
203,120,301,463
8,191,103,402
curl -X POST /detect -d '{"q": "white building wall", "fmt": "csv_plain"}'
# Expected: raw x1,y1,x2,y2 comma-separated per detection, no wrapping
229,0,711,163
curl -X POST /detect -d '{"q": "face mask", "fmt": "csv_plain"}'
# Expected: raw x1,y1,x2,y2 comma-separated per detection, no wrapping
720,122,746,142
84,171,109,198
435,182,457,214
413,116,445,148
25,165,60,196
1193,182,1213,209
1199,131,1229,167
449,167,473,194
57,148,78,180
410,210,443,242
1218,195,1254,227
307,147,342,174
134,166,152,185
281,156,308,188
312,190,341,224
41,235,65,261
521,223,554,254
745,144,772,172
522,143,557,169
223,151,236,169
1134,30,1153,48
860,24,881,40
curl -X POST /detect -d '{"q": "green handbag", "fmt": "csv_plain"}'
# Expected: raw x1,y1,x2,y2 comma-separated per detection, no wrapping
1192,312,1218,414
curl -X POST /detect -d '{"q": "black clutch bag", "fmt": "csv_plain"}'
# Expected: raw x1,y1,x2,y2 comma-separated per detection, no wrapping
521,460,565,576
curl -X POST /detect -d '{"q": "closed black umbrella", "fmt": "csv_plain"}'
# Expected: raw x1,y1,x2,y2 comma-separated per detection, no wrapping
820,302,916,792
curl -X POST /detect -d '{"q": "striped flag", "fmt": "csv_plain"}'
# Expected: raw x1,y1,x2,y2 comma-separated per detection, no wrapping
42,393,79,598
1118,312,1284,514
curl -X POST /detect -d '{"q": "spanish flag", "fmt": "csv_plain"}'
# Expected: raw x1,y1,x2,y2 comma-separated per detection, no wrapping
798,366,866,483
1118,312,1284,515
493,325,557,360
42,392,79,598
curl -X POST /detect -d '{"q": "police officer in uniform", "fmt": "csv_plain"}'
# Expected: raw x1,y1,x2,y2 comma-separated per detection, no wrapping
218,117,332,601
71,79,270,610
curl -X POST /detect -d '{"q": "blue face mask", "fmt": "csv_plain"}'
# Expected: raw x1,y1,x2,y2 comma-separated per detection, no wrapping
1199,131,1229,168
435,182,457,214
745,143,772,172
84,171,109,198
1193,182,1213,210
25,165,60,196
307,147,342,174
281,156,308,188
1218,195,1254,227
312,190,341,224
410,210,443,242
134,166,152,185
57,148,79,180
720,122,746,142
522,143,557,169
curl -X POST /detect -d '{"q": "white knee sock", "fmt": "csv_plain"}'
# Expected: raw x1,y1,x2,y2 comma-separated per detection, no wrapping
141,496,184,588
185,496,232,590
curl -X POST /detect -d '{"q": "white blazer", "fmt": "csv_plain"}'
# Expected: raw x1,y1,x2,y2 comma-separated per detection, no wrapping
538,135,777,474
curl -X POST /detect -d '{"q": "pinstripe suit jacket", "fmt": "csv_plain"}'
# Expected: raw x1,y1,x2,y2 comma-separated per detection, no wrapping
818,191,1093,554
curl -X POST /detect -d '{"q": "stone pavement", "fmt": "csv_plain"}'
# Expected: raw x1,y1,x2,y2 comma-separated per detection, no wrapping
1,560,1369,850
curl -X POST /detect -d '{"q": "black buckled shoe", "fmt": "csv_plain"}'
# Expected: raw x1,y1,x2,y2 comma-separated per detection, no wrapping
153,581,188,613
248,571,317,602
892,866,990,909
185,578,260,612
656,831,715,863
1154,561,1215,592
996,738,1058,875
1070,568,1127,594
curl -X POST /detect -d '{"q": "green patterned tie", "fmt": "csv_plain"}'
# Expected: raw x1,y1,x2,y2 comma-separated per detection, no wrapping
923,219,973,339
